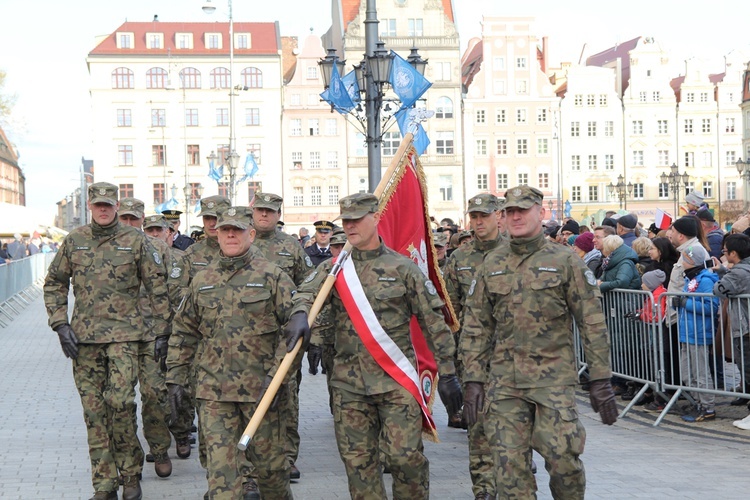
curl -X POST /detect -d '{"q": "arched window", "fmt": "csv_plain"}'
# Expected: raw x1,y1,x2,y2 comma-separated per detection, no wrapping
435,96,453,118
112,67,134,89
180,67,201,89
146,67,168,89
210,67,230,89
241,67,263,88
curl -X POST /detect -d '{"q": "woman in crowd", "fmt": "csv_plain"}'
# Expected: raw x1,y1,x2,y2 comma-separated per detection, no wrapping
632,236,655,276
572,231,601,273
648,237,679,282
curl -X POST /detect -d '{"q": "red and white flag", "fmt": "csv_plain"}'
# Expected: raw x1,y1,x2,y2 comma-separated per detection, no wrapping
655,208,673,230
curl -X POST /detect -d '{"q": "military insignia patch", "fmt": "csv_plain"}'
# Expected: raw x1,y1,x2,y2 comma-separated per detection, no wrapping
305,256,313,267
475,198,482,205
421,371,433,398
227,208,236,216
153,251,161,265
425,280,437,295
263,195,270,202
170,267,181,278
468,279,476,296
98,188,107,195
343,199,352,208
512,187,522,197
125,201,133,207
584,270,597,286
149,215,158,222
207,201,215,209
303,271,318,283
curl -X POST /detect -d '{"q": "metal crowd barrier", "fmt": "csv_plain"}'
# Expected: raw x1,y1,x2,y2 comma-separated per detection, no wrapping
574,288,750,427
0,253,56,327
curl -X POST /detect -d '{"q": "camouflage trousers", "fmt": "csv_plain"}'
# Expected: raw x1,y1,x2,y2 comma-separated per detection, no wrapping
73,342,144,493
322,344,335,414
484,385,586,500
468,406,496,497
332,386,428,500
285,367,301,464
137,340,171,456
198,398,292,500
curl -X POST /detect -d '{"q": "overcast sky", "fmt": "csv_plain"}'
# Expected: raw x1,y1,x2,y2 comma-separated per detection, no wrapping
1,0,748,217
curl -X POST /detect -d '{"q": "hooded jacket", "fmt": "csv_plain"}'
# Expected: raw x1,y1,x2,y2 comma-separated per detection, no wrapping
600,244,641,293
677,268,719,345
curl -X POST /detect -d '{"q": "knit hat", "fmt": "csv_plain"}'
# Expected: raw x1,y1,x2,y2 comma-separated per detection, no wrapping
685,190,704,207
642,270,666,291
617,213,638,230
573,231,595,253
672,217,698,238
561,220,580,235
681,244,710,269
567,235,577,246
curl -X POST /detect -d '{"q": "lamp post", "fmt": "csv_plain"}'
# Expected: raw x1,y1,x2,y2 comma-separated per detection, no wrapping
736,159,750,212
660,163,690,217
183,184,191,229
318,0,427,192
547,200,554,220
607,174,633,210
203,0,239,203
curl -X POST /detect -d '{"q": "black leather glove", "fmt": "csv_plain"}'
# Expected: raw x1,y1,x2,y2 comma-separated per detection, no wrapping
167,383,186,426
437,374,463,420
463,382,485,427
589,379,618,425
54,324,79,359
154,335,169,363
259,374,283,411
307,344,322,375
285,312,311,353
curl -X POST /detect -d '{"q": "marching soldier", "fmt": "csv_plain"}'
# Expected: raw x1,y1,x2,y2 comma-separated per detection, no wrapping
304,220,334,266
291,193,462,499
461,186,618,499
433,232,448,268
43,183,171,500
166,206,306,500
162,209,195,251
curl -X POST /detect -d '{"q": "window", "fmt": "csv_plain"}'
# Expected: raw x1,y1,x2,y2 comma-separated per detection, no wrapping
632,183,644,200
187,145,200,165
516,109,527,123
436,131,454,154
684,182,695,196
308,119,319,136
658,150,669,166
588,185,599,202
632,150,644,167
241,67,263,88
151,109,166,127
701,118,711,133
218,182,229,198
684,151,694,167
726,117,736,133
311,186,322,206
588,154,598,170
380,19,396,37
537,108,547,123
117,109,131,127
290,94,301,105
207,33,220,49
571,186,581,202
309,151,320,169
216,108,229,126
516,80,528,93
727,150,737,166
685,119,693,133
186,108,199,126
497,173,508,190
245,108,260,126
703,182,713,198
605,154,614,170
476,139,487,156
587,94,595,106
493,79,506,93
657,119,668,134
217,144,230,164
118,145,133,165
325,119,337,136
496,139,508,155
516,57,527,69
118,33,132,49
180,68,201,89
236,34,249,49
496,109,506,124
293,187,304,206
517,139,528,155
434,62,451,81
119,184,134,198
327,151,338,168
477,174,488,191
476,109,486,124
538,173,549,189
246,144,261,164
383,132,400,156
211,67,230,89
571,155,581,171
588,121,597,137
632,120,643,135
291,151,302,169
686,92,695,103
439,175,453,201
153,183,166,205
599,95,608,106
146,67,168,89
604,121,614,137
700,92,708,103
727,182,737,200
493,57,505,70
574,95,583,106
408,18,423,36
639,91,647,102
518,173,529,185
147,33,163,49
570,122,580,137
537,138,548,154
290,119,302,136
702,152,712,167
436,97,453,118
658,183,669,199
328,185,339,205
653,91,661,102
112,67,134,89
152,145,166,166
177,33,193,49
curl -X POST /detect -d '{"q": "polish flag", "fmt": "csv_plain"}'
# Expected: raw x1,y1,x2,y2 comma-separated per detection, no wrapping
655,208,673,230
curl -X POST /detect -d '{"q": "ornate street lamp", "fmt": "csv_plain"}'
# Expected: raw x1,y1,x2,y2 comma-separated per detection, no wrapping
660,163,690,217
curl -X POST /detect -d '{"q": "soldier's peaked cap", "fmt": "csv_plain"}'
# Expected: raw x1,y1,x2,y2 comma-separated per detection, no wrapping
503,185,544,210
197,196,231,217
466,193,499,214
335,193,380,221
88,182,118,205
253,192,283,211
216,206,254,230
118,197,145,218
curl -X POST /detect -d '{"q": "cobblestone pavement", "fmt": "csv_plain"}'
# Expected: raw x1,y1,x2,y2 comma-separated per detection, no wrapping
2,296,750,499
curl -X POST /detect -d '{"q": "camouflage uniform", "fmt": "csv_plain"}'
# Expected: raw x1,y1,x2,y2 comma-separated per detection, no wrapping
443,194,503,498
292,195,457,500
251,193,314,470
461,186,612,500
43,183,170,495
166,206,296,500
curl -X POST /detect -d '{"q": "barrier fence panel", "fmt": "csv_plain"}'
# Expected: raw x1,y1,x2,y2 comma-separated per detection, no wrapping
0,253,56,326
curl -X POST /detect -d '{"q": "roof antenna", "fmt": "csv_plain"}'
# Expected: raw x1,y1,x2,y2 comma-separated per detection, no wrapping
153,14,159,22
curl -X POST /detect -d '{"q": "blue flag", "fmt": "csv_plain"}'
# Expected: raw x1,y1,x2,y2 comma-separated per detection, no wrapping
194,198,201,214
340,70,360,104
389,51,431,109
394,108,430,156
320,64,356,114
155,197,179,214
208,158,223,182
237,153,259,184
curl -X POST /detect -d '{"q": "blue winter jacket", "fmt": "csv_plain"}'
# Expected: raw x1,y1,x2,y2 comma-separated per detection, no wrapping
677,268,719,345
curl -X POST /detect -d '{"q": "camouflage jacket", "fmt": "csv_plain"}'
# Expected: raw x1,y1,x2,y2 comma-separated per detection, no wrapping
44,220,170,343
253,228,313,286
166,248,296,402
460,231,611,393
167,236,222,299
291,241,456,395
139,237,181,342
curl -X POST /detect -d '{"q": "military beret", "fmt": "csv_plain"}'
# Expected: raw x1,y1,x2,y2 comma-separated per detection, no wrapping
466,193,499,214
253,192,283,211
216,206,254,230
88,182,118,205
503,185,543,209
118,197,145,219
336,193,379,221
197,195,231,217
